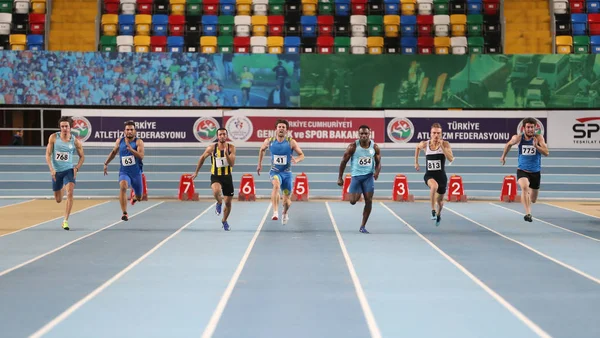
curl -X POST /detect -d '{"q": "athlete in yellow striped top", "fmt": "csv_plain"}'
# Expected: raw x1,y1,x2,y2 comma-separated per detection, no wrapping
191,128,236,231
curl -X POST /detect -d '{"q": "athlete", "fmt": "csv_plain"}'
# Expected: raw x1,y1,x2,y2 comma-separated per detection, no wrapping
257,119,305,225
337,125,381,234
45,116,85,231
415,123,454,227
500,117,549,222
103,121,145,221
191,128,236,231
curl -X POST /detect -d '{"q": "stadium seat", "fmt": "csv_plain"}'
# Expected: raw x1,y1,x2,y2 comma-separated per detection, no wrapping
252,15,268,36
301,15,317,37
134,35,151,52
418,35,433,53
590,35,600,53
434,35,449,54
434,14,449,36
400,36,417,54
154,0,169,14
104,0,120,14
14,0,29,15
0,0,13,13
468,36,483,53
417,0,433,15
29,14,45,35
269,0,285,15
11,14,27,35
555,35,572,54
201,35,218,53
334,36,350,53
10,34,25,50
367,15,383,36
136,15,152,36
401,15,416,36
251,36,267,53
267,35,284,53
302,0,318,15
169,15,185,36
467,0,482,14
352,0,367,15
100,35,117,51
185,33,200,51
26,34,44,50
573,35,590,54
385,0,399,15
31,0,46,14
117,35,134,52
0,13,10,35
119,15,135,35
553,0,568,15
450,14,466,36
170,0,186,15
401,0,416,15
351,15,367,36
121,0,137,15
202,15,218,36
417,14,433,35
218,35,233,52
186,0,202,15
317,35,333,53
218,15,234,35
253,0,269,15
350,36,367,53
221,0,236,15
138,0,153,14
318,15,334,36
268,15,284,35
235,15,251,36
167,36,184,52
284,36,301,53
367,36,383,53
152,15,169,36
234,36,250,52
450,36,466,54
467,14,482,36
383,14,400,37
237,0,252,15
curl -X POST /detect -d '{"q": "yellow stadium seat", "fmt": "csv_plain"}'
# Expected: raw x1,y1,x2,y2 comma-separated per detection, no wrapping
136,15,152,36
134,35,151,52
31,0,46,14
102,14,119,36
170,0,186,15
236,0,252,16
201,36,217,53
383,15,400,38
252,16,268,36
434,36,450,54
267,36,283,54
450,14,466,36
556,35,573,54
400,0,416,15
367,36,383,54
10,34,26,50
301,0,318,16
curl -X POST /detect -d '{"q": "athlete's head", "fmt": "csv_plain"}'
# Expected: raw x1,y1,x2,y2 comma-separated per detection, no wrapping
124,120,136,139
430,123,442,142
217,127,228,143
358,125,370,142
275,119,289,138
58,116,73,135
522,117,537,137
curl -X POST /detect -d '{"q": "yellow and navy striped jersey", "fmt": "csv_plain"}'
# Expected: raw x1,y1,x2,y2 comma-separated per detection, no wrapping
211,143,232,176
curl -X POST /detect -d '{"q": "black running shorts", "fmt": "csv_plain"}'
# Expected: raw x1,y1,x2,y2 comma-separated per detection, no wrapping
517,169,541,190
210,175,234,197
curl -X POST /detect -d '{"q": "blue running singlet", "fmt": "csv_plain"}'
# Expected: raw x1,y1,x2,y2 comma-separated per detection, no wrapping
51,132,75,173
517,134,542,173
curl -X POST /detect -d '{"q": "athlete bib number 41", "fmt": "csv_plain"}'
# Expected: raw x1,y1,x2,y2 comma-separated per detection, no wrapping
427,160,441,171
55,152,70,162
521,145,537,155
121,155,136,166
358,156,372,166
273,155,287,165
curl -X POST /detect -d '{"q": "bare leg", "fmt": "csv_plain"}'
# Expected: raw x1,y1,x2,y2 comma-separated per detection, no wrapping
222,196,233,222
64,182,75,221
361,192,374,228
530,189,539,204
211,183,223,205
271,177,281,219
119,180,129,220
518,177,533,222
427,179,438,219
282,193,292,214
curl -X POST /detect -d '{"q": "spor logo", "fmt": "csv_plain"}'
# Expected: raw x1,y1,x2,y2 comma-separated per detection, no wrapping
517,118,545,136
193,117,220,142
225,116,253,141
387,117,415,143
71,116,92,142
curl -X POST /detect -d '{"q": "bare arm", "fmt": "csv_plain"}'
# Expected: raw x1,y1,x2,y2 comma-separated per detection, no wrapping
338,142,356,182
225,143,236,167
500,134,520,165
373,143,381,180
442,140,454,163
414,141,426,171
291,139,305,163
534,134,550,157
126,139,144,160
45,134,56,174
104,139,121,166
257,138,270,175
192,144,215,178
74,139,85,172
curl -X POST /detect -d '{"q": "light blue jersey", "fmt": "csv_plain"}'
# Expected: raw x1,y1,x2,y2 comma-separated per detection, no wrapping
269,136,293,172
350,140,375,177
517,134,542,173
52,132,75,173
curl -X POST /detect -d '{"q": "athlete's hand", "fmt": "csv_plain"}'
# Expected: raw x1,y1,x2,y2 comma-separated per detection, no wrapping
337,177,343,186
190,173,197,180
291,157,297,164
257,164,262,176
50,170,56,181
374,172,379,180
500,157,506,166
103,164,108,176
415,163,420,171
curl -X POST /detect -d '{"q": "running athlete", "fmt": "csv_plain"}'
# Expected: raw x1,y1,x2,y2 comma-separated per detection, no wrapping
191,128,236,231
45,116,85,231
257,119,305,224
415,123,454,227
500,117,549,222
337,125,381,234
103,121,145,221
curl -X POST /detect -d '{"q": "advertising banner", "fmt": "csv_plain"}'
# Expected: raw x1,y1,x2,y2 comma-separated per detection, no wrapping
548,111,600,149
61,109,224,146
384,111,547,148
222,110,385,147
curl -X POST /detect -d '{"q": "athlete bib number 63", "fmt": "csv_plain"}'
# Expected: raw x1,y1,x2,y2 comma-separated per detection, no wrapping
55,152,69,162
121,155,136,166
273,155,287,165
427,160,441,171
358,156,372,166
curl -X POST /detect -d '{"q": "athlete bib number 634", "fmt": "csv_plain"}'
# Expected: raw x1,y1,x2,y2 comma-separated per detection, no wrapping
121,155,136,166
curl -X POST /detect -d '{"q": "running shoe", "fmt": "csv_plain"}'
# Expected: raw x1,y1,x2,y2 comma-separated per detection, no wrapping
62,220,70,231
524,214,533,222
282,213,289,225
359,227,370,234
431,209,437,220
122,212,129,221
222,221,230,231
215,202,222,215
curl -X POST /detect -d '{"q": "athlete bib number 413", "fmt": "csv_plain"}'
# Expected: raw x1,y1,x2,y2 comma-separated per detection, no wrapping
521,145,537,155
427,160,441,171
55,152,70,162
358,156,372,166
273,155,288,165
121,155,136,166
